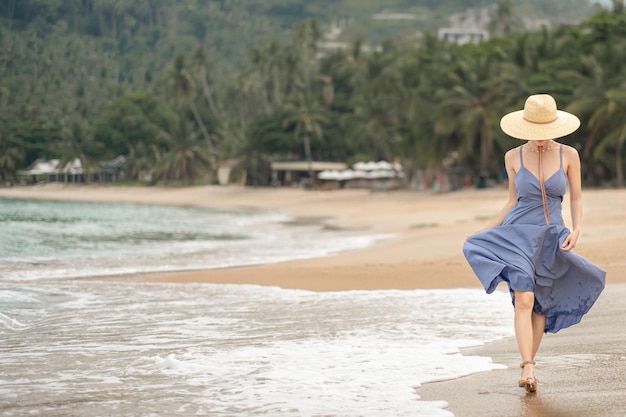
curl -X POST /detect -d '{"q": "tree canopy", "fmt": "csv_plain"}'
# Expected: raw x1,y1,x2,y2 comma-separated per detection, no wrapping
1,0,625,187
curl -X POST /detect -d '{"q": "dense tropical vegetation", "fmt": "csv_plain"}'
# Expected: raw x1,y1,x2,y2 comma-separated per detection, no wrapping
1,0,625,187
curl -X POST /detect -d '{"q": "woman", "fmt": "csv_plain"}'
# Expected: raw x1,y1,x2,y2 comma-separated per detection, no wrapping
463,94,606,393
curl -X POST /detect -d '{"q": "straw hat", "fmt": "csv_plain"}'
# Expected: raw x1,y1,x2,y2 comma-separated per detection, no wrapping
500,94,580,140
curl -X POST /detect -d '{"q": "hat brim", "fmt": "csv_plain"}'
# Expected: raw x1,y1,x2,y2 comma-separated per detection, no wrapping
500,110,581,140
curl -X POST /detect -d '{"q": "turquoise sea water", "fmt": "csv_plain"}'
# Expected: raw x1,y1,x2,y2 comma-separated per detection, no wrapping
0,197,384,281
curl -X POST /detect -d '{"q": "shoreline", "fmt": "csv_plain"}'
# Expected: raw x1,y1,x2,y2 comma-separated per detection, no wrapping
1,183,625,291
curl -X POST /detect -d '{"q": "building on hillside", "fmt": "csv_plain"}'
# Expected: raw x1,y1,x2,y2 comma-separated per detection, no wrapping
438,27,489,44
439,6,490,44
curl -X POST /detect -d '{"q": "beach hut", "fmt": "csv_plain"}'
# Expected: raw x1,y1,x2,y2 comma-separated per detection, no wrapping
18,158,83,183
18,157,126,184
270,161,347,187
18,159,62,183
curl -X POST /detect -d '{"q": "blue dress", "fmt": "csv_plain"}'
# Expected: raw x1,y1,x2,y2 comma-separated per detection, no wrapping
463,145,606,333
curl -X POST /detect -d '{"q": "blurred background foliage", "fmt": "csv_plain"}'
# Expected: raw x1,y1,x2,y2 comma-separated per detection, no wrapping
1,0,625,187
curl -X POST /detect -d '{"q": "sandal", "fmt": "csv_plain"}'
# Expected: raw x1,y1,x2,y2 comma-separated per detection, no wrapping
518,360,538,393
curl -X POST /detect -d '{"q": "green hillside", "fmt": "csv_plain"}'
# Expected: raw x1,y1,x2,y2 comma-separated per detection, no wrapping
1,0,597,70
1,0,624,188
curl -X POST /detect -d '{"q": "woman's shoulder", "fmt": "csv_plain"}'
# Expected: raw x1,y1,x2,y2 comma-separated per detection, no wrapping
560,143,579,155
559,143,580,163
504,145,523,169
504,145,523,160
559,143,581,172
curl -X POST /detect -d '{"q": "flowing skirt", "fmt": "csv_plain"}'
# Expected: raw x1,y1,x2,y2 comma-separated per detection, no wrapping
463,224,606,333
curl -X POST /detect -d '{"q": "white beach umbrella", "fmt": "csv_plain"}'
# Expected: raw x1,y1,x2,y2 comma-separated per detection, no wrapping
351,170,368,179
374,160,393,170
336,169,356,181
318,170,341,180
366,170,396,179
352,161,369,171
352,161,379,171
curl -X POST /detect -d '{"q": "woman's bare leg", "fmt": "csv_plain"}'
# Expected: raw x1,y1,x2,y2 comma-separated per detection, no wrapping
531,312,546,360
514,291,536,380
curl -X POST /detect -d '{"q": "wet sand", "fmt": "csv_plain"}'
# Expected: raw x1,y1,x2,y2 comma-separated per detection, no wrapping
417,283,626,417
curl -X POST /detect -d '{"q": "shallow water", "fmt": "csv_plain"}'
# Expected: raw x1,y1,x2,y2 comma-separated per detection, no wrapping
0,197,386,281
0,281,513,417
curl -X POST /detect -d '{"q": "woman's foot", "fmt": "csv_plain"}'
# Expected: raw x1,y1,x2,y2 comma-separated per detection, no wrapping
518,361,538,393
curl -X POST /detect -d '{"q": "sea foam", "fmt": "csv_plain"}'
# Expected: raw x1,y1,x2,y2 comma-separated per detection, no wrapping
0,281,513,416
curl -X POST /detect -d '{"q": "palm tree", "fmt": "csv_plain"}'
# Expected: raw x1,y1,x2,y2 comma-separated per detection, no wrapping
123,141,159,183
349,49,402,161
567,80,626,188
435,53,504,176
590,89,626,187
0,86,9,122
56,121,103,183
157,115,214,184
165,53,213,148
565,42,626,186
250,40,287,112
282,93,327,186
488,0,521,37
392,46,444,185
0,126,24,184
191,46,221,121
290,19,323,96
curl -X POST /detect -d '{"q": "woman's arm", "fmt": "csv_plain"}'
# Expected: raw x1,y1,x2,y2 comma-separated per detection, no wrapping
562,146,583,251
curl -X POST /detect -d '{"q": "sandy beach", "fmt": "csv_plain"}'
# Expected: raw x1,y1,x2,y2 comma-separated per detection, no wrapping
2,183,625,290
2,183,625,416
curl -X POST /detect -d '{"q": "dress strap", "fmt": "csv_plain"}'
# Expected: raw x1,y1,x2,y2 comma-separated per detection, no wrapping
519,145,524,167
559,144,563,168
539,149,550,226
